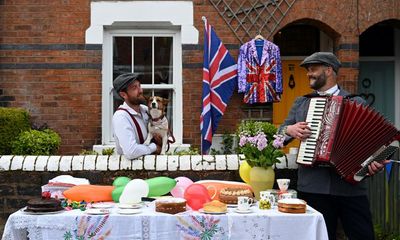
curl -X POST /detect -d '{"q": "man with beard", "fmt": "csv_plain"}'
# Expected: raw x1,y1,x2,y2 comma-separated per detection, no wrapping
278,52,387,240
112,73,161,159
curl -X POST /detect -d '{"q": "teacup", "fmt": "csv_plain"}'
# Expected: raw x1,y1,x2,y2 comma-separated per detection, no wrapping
277,179,290,192
259,191,276,209
279,192,293,200
237,196,253,211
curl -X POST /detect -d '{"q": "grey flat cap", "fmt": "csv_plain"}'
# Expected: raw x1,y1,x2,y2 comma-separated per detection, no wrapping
112,73,142,100
300,52,341,73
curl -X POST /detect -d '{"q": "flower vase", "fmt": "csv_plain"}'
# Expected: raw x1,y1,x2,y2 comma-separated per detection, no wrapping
249,166,275,200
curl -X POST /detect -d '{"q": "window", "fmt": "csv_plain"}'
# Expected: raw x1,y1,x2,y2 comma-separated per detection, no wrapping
103,30,183,145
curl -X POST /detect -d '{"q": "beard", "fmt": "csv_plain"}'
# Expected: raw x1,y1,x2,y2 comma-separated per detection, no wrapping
126,94,146,105
309,71,327,90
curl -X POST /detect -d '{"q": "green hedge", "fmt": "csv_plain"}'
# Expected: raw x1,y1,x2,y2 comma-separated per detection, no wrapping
0,107,31,154
12,129,61,155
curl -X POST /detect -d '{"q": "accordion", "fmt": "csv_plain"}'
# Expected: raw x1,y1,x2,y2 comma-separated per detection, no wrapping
296,96,400,184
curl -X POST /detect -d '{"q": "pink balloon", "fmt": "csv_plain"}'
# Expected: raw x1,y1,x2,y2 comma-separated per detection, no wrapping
184,184,211,211
170,177,194,198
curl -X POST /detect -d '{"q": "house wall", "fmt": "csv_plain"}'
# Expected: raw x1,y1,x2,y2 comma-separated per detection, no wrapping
0,0,399,154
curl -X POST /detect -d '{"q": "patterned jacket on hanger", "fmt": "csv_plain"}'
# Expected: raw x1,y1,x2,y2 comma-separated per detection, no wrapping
238,39,283,104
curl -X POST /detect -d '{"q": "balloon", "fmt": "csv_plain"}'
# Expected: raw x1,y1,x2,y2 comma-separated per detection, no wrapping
63,185,114,202
112,186,125,202
239,161,252,184
196,180,253,200
171,177,194,198
119,179,149,204
184,184,211,211
145,176,177,197
113,176,131,187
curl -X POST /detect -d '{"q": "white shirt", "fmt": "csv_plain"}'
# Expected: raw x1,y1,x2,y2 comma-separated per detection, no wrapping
318,84,340,96
112,102,157,159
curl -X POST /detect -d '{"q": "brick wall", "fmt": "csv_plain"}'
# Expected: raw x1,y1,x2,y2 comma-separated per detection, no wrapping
1,0,399,154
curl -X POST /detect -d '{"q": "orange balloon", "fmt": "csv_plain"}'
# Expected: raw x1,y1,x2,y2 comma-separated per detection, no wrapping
63,185,114,202
195,180,253,201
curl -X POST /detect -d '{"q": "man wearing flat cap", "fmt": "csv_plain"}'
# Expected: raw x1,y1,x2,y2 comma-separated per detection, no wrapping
112,73,161,159
278,52,388,240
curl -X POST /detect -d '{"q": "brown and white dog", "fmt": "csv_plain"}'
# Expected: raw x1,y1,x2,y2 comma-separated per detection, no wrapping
144,96,170,154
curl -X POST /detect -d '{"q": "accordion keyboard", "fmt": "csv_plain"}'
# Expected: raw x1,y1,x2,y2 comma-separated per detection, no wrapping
297,98,327,165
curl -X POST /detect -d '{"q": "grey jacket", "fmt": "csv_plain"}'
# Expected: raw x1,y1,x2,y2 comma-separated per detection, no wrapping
279,89,368,196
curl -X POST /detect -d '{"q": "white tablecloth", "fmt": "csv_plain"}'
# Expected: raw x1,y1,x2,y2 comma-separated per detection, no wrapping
2,202,328,240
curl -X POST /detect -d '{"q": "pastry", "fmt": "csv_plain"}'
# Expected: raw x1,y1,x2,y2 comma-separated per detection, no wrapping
155,197,187,214
277,198,307,214
202,200,227,213
219,187,254,204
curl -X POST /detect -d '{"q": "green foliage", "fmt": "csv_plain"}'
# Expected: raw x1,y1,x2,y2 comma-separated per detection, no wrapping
171,146,199,155
11,129,61,155
221,133,234,154
102,148,115,156
236,120,284,168
0,107,30,154
374,224,400,240
80,149,98,155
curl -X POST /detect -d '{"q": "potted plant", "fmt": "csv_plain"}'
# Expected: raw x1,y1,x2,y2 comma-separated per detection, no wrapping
237,121,285,199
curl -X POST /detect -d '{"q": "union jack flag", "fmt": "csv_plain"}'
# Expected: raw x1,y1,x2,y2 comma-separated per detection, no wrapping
200,17,237,154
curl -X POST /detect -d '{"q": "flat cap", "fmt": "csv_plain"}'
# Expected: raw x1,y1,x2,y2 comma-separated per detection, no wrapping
300,52,341,73
112,73,142,100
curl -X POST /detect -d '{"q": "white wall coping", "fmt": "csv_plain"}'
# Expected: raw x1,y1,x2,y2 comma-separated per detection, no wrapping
0,154,297,172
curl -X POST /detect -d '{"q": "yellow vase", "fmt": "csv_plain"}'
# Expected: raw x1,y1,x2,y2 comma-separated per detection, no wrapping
249,166,275,200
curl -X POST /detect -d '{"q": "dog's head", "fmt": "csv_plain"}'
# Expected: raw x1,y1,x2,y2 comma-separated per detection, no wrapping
146,96,169,119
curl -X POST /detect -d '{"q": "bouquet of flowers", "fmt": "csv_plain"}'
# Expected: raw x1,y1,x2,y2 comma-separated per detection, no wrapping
237,121,285,168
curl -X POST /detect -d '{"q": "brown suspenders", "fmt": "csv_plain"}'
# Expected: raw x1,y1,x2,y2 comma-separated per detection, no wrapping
116,108,145,144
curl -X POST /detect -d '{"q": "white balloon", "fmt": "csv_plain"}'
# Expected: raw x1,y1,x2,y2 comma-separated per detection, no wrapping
119,179,149,204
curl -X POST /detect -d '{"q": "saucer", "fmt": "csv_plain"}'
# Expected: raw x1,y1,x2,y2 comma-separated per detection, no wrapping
199,209,227,215
85,208,110,215
117,203,143,209
91,203,114,209
234,208,253,214
117,209,142,215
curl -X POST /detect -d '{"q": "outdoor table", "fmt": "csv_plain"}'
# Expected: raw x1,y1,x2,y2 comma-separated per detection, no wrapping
2,202,328,240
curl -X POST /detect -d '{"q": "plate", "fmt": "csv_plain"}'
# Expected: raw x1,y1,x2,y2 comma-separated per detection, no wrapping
198,209,227,215
227,203,256,208
85,209,110,215
117,209,142,215
117,203,143,209
234,208,253,214
91,203,114,209
22,207,65,215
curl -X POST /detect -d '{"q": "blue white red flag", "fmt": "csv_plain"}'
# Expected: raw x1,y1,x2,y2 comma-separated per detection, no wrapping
200,17,237,154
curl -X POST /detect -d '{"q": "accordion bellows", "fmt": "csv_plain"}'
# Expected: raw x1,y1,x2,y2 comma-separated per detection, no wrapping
297,96,400,184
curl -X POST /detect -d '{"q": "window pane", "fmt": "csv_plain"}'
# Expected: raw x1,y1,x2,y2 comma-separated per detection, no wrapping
134,37,152,84
154,37,173,84
143,89,174,132
113,37,132,80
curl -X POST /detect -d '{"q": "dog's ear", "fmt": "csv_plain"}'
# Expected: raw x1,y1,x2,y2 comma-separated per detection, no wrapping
163,98,170,105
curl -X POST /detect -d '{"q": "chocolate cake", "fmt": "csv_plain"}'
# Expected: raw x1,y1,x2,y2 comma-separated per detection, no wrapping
26,198,63,212
155,197,186,214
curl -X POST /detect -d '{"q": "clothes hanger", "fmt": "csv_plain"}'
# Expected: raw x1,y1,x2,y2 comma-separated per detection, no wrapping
254,34,264,40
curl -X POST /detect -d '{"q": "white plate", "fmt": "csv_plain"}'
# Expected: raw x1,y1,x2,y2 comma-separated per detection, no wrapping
227,203,256,208
85,209,110,215
117,203,143,209
117,209,142,215
91,203,114,209
234,208,253,214
21,207,64,215
198,209,227,215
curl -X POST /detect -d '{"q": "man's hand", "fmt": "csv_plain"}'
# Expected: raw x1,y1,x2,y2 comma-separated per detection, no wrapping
286,122,312,141
367,160,390,176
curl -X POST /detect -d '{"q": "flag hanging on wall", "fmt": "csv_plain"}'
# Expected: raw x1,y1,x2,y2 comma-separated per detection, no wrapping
200,17,237,154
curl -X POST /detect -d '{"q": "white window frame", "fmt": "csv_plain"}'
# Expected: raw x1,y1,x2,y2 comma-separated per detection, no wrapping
103,29,183,145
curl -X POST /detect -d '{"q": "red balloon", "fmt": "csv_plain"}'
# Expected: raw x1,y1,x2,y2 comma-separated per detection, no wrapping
184,184,211,211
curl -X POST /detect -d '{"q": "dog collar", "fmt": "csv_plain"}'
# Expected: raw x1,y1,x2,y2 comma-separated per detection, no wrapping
149,114,165,122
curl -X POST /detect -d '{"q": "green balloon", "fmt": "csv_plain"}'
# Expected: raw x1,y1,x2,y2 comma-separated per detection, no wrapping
112,186,125,203
113,176,131,187
145,177,177,197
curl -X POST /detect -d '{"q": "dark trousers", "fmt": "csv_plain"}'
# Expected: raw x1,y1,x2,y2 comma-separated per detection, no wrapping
298,191,375,240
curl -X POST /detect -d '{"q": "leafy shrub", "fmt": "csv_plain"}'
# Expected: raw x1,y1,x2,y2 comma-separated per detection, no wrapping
102,148,115,156
11,129,61,155
0,108,31,154
80,149,98,155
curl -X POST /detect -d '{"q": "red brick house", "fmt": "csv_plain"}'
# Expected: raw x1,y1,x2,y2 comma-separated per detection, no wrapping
0,0,399,154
